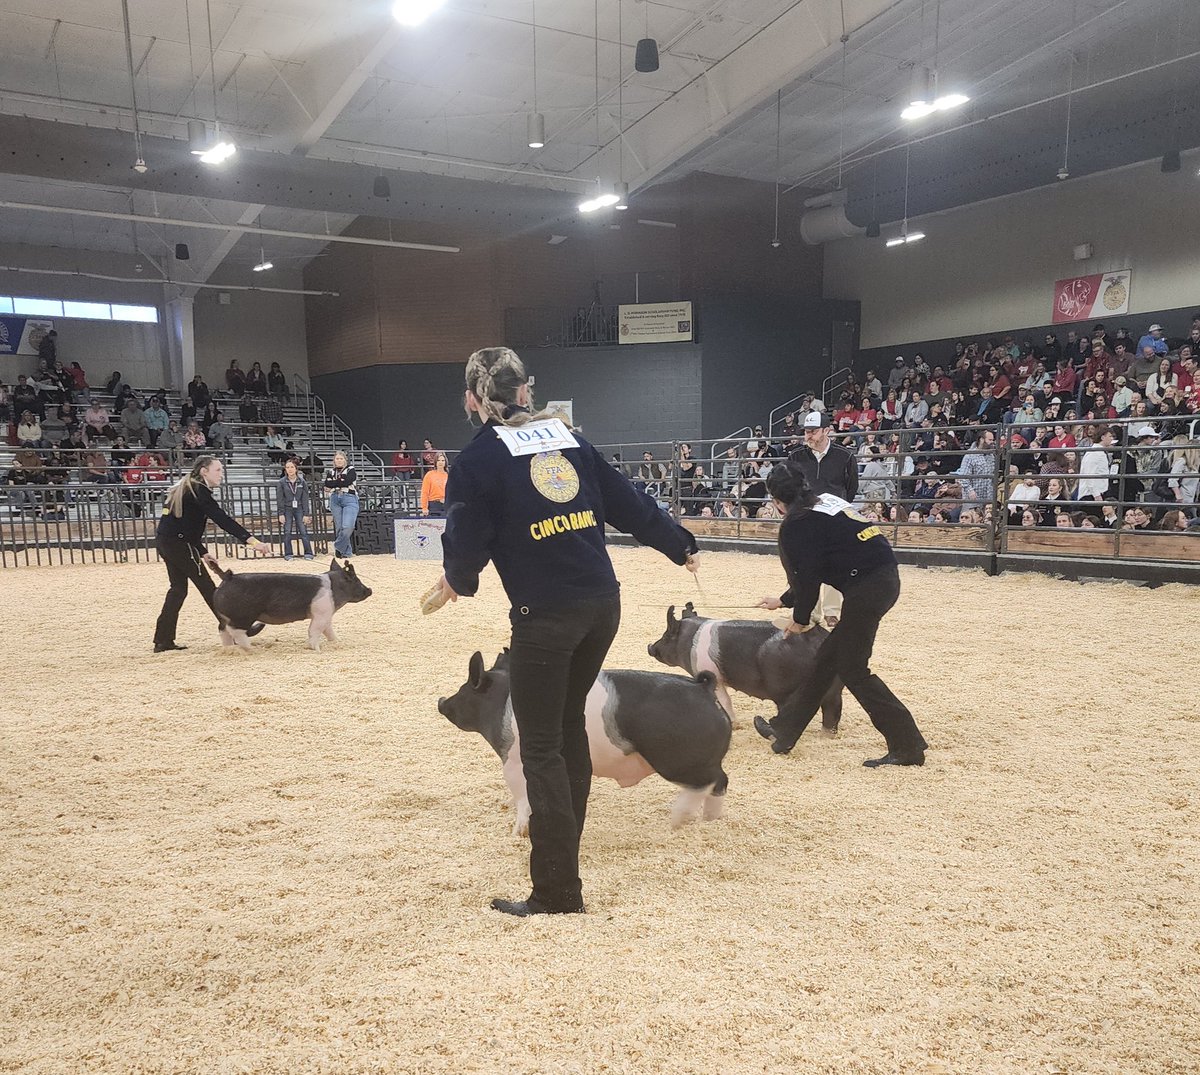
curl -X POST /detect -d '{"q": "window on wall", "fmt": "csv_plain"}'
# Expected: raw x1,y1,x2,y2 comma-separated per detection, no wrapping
0,295,159,323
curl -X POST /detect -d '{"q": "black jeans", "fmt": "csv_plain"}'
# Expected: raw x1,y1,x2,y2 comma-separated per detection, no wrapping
771,564,925,754
508,594,621,911
153,536,218,645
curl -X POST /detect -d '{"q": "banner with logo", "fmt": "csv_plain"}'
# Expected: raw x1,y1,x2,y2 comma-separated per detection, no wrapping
0,316,54,355
617,301,693,344
1052,270,1131,324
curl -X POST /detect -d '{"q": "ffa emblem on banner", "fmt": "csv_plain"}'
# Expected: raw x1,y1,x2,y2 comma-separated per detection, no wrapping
530,451,580,503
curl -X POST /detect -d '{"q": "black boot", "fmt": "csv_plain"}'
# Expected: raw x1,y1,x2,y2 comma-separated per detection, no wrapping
153,642,188,653
490,897,585,918
863,749,925,768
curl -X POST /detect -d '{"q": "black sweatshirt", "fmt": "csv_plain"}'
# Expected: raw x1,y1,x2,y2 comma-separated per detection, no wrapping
156,484,252,553
778,495,896,623
788,442,859,500
442,419,697,608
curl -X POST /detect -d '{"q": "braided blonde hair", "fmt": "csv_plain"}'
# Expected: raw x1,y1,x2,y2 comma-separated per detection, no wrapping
464,347,557,428
165,455,218,516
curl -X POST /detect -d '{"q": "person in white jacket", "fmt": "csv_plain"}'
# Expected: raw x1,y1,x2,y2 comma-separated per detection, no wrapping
1077,428,1118,501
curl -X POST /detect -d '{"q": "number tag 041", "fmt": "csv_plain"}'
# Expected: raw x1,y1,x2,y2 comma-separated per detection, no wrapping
494,419,580,458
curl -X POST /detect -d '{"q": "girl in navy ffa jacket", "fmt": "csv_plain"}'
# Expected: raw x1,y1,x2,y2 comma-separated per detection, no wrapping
754,461,927,768
423,346,698,918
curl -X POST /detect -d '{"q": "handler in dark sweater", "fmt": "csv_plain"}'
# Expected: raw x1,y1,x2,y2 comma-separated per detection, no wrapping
754,460,927,767
153,455,271,652
423,346,698,917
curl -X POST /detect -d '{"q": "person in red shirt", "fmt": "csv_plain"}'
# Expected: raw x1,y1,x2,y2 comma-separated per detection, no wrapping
834,400,860,433
1051,358,1077,397
1107,342,1132,380
856,396,878,430
990,364,1013,406
1084,341,1112,384
391,438,417,479
1048,424,1077,449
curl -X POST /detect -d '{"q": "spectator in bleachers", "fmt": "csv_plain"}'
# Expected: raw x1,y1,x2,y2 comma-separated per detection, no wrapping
159,420,185,466
636,451,666,496
199,401,220,436
421,438,438,471
187,374,211,410
264,425,287,464
13,376,43,420
1145,358,1178,408
879,388,901,429
1129,346,1161,387
1158,509,1190,532
238,394,260,435
40,407,68,447
225,360,246,396
258,394,283,429
391,439,416,479
958,428,997,505
17,410,47,448
5,450,47,514
887,356,910,391
277,457,314,561
246,362,268,396
686,465,713,515
268,362,289,398
120,397,148,446
81,400,114,443
144,397,169,447
1137,324,1168,356
82,447,112,484
110,436,134,478
207,412,234,456
36,328,58,368
67,361,89,401
903,390,928,427
182,420,207,458
1167,439,1199,513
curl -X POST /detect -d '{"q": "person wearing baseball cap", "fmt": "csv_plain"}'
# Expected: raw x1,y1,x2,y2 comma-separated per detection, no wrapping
788,410,858,628
1137,324,1168,356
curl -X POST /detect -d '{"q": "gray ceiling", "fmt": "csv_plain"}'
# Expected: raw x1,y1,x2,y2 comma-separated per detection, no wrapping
0,0,1195,286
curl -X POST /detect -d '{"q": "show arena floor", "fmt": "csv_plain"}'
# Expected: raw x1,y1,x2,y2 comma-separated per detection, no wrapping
2,548,1197,1074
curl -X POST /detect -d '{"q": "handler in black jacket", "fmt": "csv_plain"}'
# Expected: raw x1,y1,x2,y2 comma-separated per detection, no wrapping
422,346,698,917
788,411,859,628
754,461,927,767
153,455,271,652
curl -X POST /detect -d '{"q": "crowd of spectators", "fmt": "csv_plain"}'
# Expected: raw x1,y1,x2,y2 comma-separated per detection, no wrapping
2,354,306,518
633,315,1200,533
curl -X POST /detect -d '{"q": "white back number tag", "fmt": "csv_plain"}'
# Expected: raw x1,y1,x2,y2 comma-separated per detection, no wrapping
495,419,580,458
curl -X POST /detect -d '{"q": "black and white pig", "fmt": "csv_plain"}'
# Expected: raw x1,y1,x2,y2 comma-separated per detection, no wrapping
437,651,732,834
647,602,844,732
206,558,372,651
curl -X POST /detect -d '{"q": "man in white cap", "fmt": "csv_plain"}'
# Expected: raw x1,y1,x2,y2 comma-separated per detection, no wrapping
788,411,859,627
1137,324,1168,356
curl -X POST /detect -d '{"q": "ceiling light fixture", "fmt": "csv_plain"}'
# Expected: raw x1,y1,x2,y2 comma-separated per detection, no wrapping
392,0,447,27
252,258,273,272
635,1,659,73
578,188,620,213
527,1,545,148
1057,51,1074,181
887,146,925,249
119,0,148,173
900,66,969,120
191,0,236,165
614,182,629,210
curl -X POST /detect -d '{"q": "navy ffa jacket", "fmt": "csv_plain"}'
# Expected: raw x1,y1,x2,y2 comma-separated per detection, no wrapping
156,484,251,553
442,419,697,609
778,495,896,624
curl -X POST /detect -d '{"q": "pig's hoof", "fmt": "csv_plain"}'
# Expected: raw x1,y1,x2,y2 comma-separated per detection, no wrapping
246,622,266,638
821,723,840,736
753,715,776,741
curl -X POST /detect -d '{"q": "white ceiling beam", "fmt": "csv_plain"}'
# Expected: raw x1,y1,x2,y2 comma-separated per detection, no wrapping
573,0,900,192
269,23,404,154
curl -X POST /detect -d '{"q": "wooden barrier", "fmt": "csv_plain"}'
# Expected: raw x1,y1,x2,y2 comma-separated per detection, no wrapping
1005,529,1118,557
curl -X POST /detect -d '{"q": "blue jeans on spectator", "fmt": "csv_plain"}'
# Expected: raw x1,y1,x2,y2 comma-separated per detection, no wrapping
329,490,359,558
282,507,314,559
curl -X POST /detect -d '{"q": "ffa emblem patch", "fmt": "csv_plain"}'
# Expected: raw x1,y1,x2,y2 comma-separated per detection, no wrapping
530,451,580,503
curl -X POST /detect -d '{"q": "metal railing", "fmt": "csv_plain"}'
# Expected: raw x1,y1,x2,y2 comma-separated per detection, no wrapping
822,365,853,404
505,304,622,349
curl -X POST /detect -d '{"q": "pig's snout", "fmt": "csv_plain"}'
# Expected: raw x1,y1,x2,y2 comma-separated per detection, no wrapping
436,697,449,716
362,587,373,598
647,643,657,658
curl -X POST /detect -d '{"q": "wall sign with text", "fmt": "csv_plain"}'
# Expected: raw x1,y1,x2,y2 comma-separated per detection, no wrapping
1052,270,1131,324
617,301,693,344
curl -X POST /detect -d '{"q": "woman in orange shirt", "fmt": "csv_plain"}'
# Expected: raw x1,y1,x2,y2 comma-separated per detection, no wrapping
421,452,449,516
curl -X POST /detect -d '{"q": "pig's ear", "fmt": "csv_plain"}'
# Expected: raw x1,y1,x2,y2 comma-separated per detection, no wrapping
468,651,490,692
683,601,696,617
330,558,340,572
666,605,677,629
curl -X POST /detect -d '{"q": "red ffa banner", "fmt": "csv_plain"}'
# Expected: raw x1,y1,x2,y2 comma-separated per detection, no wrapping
1052,269,1131,324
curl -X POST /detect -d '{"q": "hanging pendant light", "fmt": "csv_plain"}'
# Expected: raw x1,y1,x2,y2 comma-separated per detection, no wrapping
635,0,659,72
175,243,191,261
373,174,392,198
527,112,545,149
